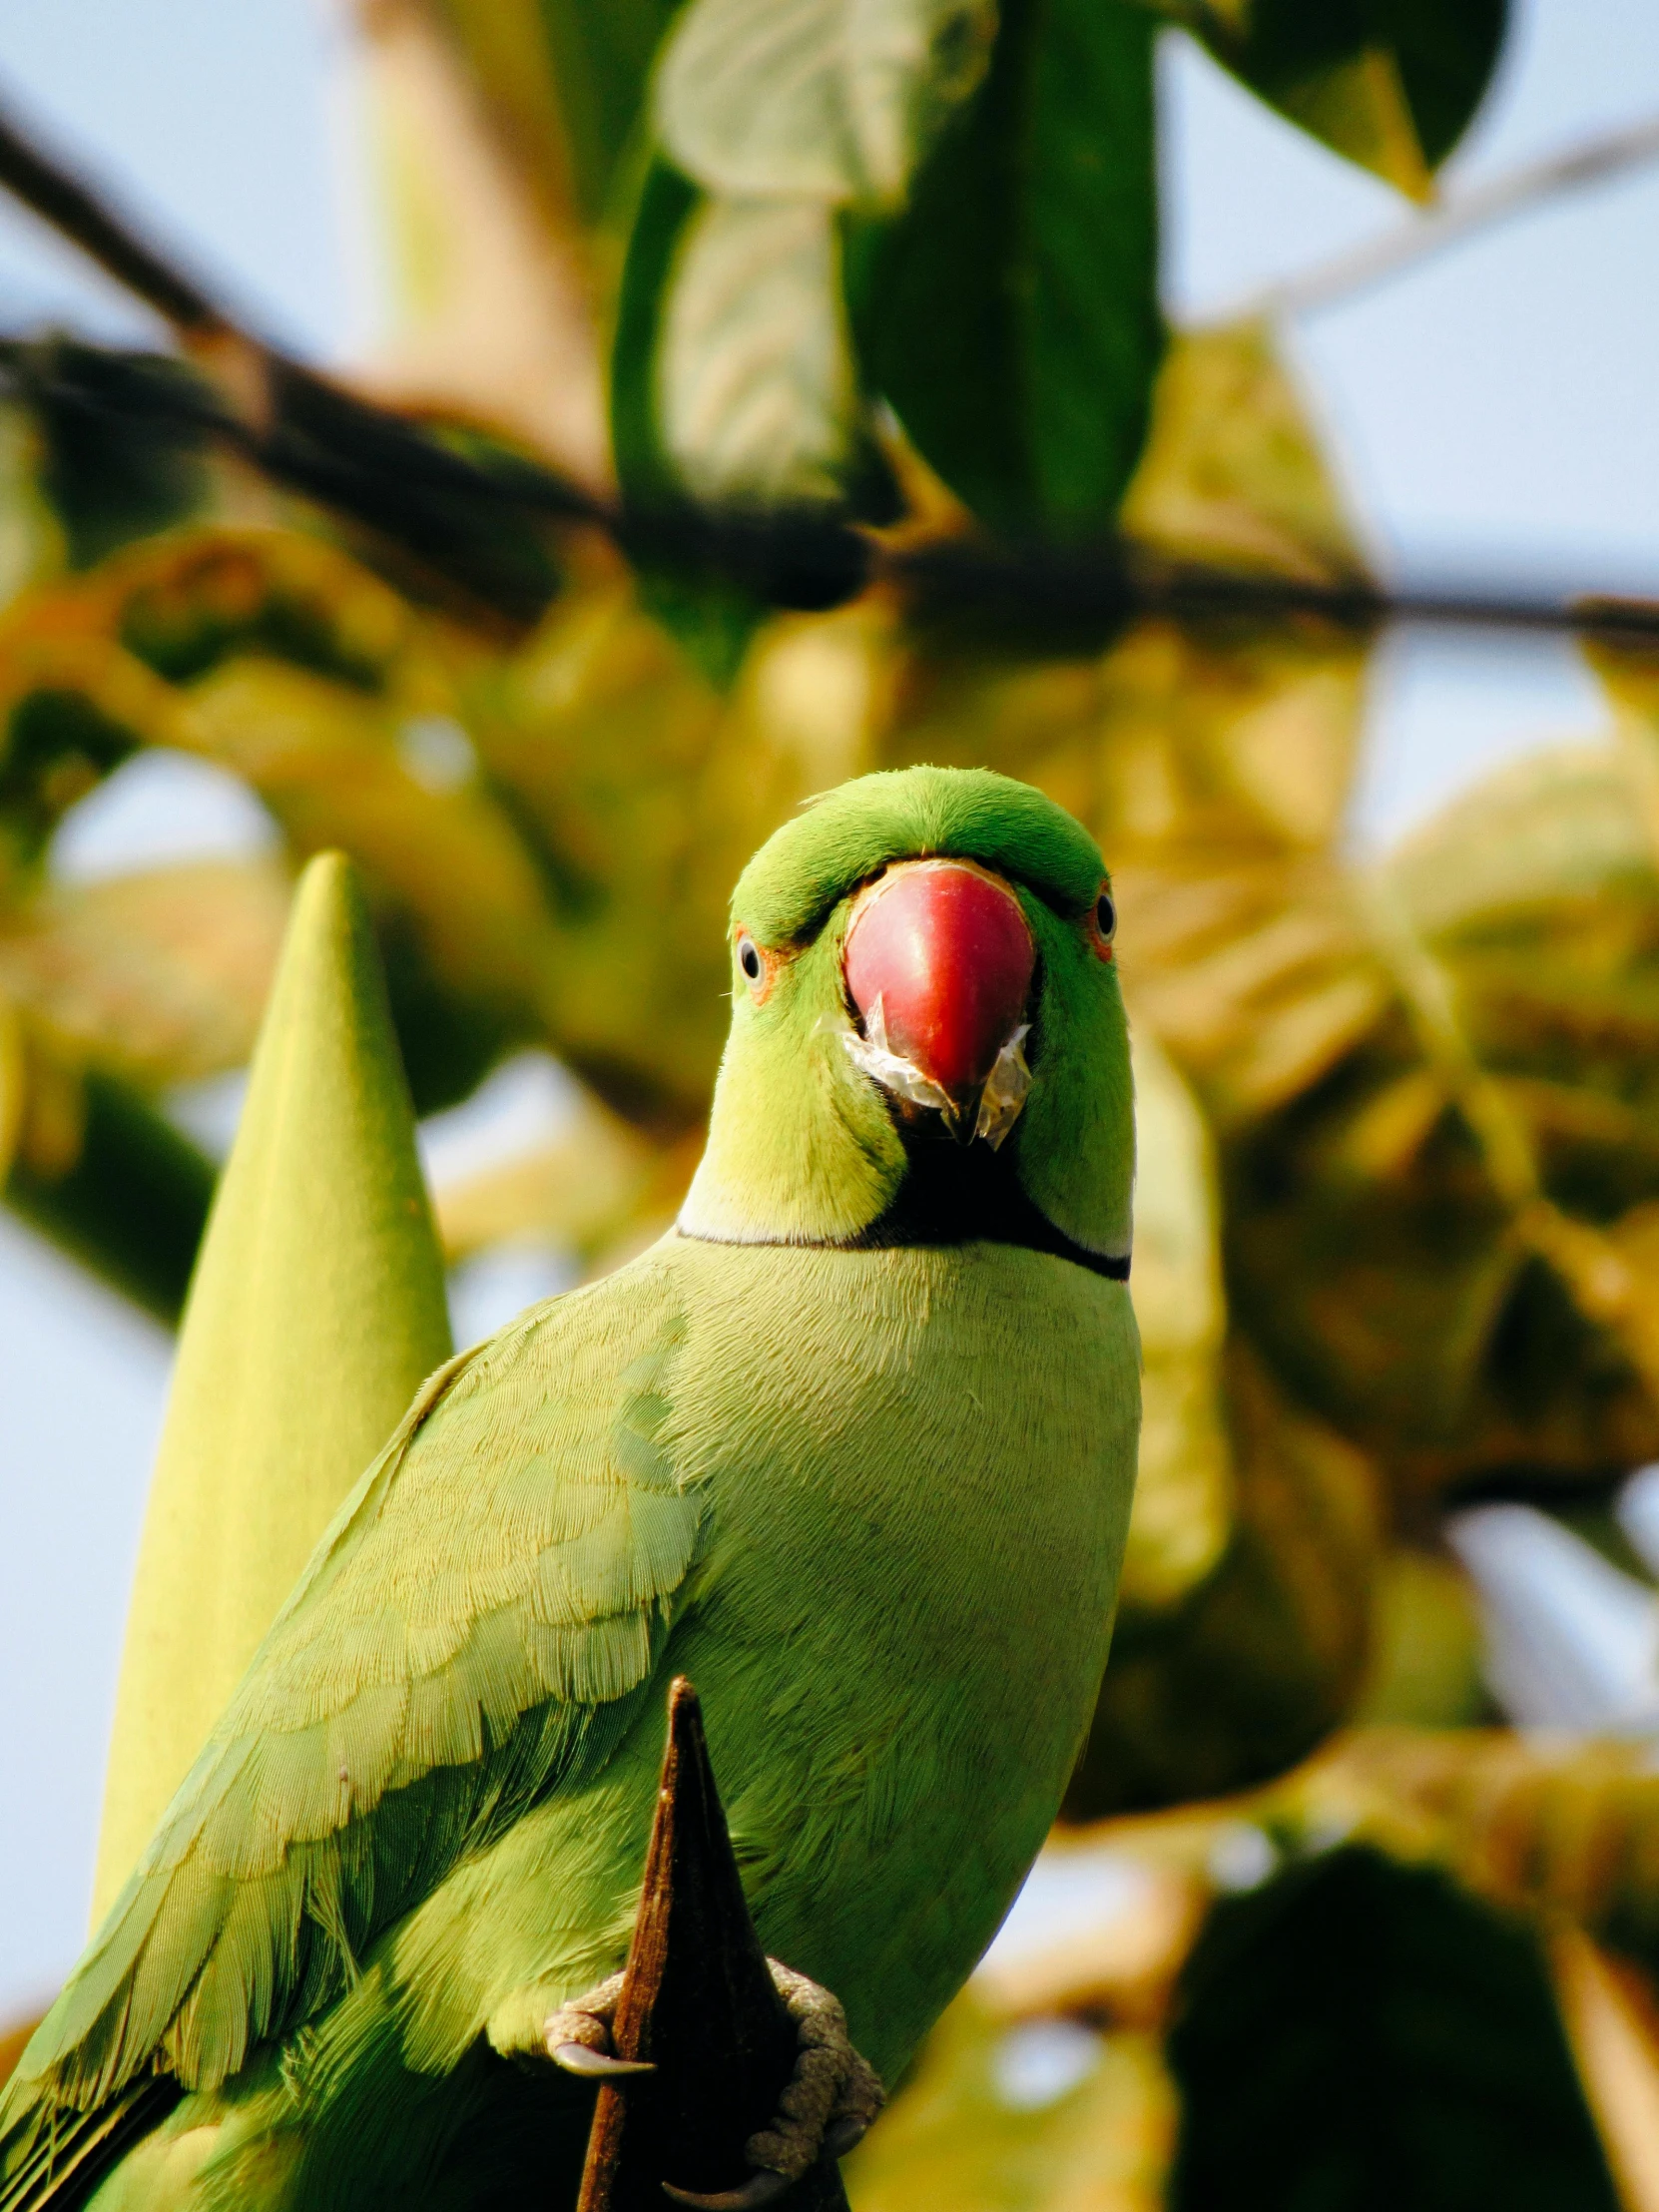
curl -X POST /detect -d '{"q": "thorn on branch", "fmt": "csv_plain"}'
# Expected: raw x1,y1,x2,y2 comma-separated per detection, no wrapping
576,1677,850,2212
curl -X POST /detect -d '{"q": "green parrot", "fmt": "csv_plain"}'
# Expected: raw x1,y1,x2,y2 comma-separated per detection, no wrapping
0,765,1140,2212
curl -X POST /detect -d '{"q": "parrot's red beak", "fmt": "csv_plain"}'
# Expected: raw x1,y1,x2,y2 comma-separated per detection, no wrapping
842,859,1035,1118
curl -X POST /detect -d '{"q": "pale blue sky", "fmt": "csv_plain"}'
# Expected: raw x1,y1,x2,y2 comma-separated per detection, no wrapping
3,0,1659,2015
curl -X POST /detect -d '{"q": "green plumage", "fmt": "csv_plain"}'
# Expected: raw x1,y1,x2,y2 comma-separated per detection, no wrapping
1,767,1140,2212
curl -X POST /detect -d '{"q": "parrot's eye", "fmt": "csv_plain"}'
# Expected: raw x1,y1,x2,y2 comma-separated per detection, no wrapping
1089,887,1117,959
737,933,766,993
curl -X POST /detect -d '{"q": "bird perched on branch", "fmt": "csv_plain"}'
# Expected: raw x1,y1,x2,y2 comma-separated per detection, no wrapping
0,766,1140,2212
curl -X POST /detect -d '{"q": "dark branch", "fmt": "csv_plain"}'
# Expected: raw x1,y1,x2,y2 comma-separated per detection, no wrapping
0,93,224,333
0,87,600,626
0,79,1657,650
7,331,1659,648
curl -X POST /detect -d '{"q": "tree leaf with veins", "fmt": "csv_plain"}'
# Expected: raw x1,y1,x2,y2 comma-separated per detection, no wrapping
857,0,1161,534
657,0,996,207
659,196,862,503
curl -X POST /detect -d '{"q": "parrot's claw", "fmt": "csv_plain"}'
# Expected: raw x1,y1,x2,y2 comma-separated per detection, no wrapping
550,2041,657,2079
544,1971,656,2079
822,2114,871,2158
661,2173,794,2210
662,1958,883,2207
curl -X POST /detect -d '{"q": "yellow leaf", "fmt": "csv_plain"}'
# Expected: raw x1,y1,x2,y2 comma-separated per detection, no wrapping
434,1086,659,1262
1119,1025,1233,1618
1066,1340,1379,1818
1354,1548,1487,1730
845,1993,1175,2212
360,0,607,477
1121,320,1368,586
1273,47,1433,203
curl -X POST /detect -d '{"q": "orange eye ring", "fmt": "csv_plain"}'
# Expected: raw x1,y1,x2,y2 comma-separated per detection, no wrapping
735,928,774,1001
1088,884,1117,961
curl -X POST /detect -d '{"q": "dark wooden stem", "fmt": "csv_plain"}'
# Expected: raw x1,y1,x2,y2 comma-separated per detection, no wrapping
10,78,1659,646
0,94,224,334
0,83,602,626
577,1678,849,2212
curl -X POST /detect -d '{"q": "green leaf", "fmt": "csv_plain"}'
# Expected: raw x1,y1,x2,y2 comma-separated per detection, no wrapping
616,161,892,512
1383,0,1510,168
20,341,212,570
612,158,706,504
91,852,453,1923
1167,1845,1619,2212
612,160,895,671
610,159,770,676
660,197,863,503
1170,0,1509,197
854,0,1164,535
656,0,996,206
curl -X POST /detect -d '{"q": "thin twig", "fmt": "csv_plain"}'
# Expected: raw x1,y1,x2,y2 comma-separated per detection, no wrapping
1213,112,1659,327
0,92,225,334
888,536,1659,649
0,90,602,625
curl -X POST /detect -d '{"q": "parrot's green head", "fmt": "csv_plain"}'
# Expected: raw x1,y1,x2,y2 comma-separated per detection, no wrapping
679,767,1133,1271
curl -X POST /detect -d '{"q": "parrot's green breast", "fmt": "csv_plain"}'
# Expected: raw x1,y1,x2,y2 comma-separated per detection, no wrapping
376,1227,1139,2093
644,1231,1140,2074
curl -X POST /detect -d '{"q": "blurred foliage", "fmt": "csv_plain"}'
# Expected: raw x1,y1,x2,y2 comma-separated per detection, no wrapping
1066,1338,1380,1817
845,1995,1176,2212
1164,1845,1618,2211
20,0,1659,2197
1352,1547,1490,1730
1283,1729,1659,1982
1229,739,1659,1500
1152,0,1509,198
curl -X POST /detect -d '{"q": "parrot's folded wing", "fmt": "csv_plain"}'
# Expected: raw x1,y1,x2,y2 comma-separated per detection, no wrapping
3,1253,702,2145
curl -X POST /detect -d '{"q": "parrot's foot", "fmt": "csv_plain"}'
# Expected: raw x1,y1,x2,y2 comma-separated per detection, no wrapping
661,1960,883,2208
546,1959,883,2207
544,1971,654,2078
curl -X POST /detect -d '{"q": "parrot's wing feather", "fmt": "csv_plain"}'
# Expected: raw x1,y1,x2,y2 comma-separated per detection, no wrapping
6,1253,700,2128
0,2077,181,2212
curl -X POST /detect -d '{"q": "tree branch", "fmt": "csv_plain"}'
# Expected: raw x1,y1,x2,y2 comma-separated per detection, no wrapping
1,79,1659,650
0,91,225,334
1219,112,1659,327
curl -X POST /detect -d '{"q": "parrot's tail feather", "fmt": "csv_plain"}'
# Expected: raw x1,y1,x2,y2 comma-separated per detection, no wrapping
0,2075,180,2212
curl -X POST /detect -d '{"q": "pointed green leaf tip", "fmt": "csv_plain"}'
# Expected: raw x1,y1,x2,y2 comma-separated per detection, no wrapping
91,852,453,1923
